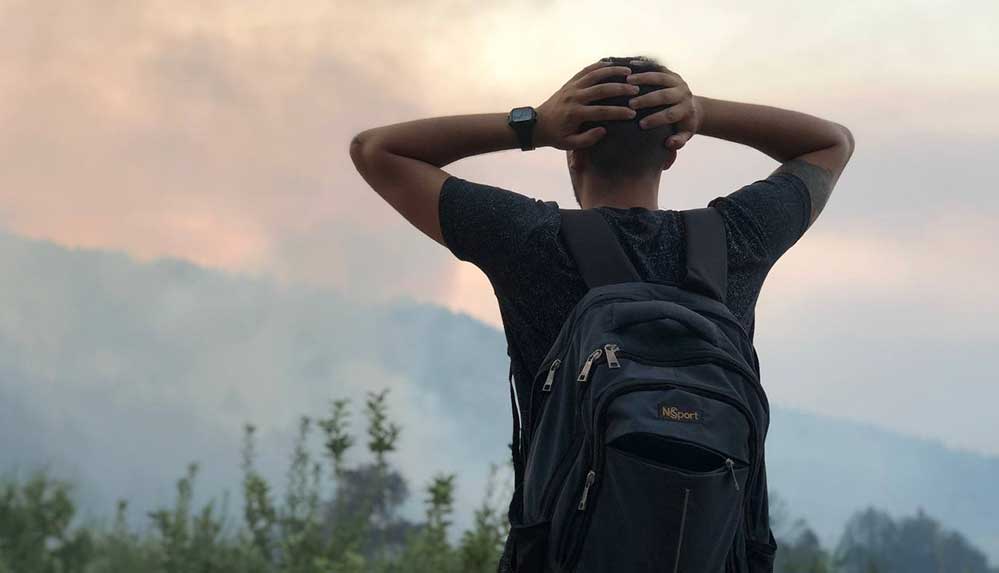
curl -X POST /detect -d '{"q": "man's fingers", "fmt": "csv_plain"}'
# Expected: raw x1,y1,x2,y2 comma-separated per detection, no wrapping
576,82,639,103
563,126,606,149
627,85,688,110
666,131,693,150
625,71,682,88
575,65,632,88
570,60,612,82
579,105,638,122
639,99,693,129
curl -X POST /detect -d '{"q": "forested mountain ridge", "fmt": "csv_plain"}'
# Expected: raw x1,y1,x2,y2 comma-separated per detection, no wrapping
1,229,996,565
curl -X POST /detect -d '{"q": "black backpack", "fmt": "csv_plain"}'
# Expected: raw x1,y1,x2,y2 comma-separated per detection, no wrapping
510,207,777,572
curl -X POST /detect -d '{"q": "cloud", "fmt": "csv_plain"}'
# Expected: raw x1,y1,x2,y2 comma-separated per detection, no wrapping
2,0,999,459
767,210,999,313
751,208,999,456
2,0,997,283
1,0,410,268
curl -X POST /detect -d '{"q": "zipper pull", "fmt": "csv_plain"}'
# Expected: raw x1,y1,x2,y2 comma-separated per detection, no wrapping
725,458,740,491
541,359,561,392
603,343,620,368
577,348,604,382
577,470,597,511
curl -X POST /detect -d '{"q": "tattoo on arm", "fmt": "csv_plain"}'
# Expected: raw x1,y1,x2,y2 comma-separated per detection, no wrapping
773,157,834,229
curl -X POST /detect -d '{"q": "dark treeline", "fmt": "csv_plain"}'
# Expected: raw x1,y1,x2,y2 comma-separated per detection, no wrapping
1,389,995,572
774,501,998,573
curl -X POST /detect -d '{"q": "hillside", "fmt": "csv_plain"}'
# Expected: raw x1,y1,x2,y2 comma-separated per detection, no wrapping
1,229,996,561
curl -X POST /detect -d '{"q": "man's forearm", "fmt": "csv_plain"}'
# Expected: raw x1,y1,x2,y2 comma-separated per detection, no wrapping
351,113,519,168
695,96,851,162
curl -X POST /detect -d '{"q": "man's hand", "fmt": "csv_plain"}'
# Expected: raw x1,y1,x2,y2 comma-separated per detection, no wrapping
535,60,640,150
625,61,701,151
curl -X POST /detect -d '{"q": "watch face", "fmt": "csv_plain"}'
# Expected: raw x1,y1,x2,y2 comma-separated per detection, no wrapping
511,107,535,122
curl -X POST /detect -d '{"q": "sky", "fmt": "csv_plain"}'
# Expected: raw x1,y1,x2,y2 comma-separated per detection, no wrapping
2,0,999,458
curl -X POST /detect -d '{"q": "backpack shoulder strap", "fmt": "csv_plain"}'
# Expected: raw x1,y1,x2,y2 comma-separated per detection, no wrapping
558,208,641,289
681,207,728,303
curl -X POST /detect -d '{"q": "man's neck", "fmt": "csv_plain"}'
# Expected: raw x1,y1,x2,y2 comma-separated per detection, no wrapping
578,173,661,210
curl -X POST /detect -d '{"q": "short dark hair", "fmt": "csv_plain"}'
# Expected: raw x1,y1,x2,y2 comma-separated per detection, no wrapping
579,56,677,177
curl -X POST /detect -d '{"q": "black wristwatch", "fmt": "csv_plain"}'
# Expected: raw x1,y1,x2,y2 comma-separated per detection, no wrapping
507,106,538,151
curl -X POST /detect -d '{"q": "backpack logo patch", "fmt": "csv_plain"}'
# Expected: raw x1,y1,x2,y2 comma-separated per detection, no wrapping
658,403,701,423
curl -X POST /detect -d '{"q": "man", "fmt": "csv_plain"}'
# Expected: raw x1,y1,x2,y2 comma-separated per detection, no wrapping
350,56,854,571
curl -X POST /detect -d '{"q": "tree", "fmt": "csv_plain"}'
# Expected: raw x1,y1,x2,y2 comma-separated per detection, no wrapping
395,474,460,573
0,470,92,572
773,517,832,573
459,463,510,573
834,506,997,573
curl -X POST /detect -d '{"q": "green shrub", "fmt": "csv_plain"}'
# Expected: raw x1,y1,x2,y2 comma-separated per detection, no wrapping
0,389,509,572
3,389,994,573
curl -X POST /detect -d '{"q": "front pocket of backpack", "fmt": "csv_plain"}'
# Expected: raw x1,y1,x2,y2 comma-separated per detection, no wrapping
572,436,748,573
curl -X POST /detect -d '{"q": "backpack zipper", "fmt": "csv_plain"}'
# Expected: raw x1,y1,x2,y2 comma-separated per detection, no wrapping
726,458,741,491
576,469,597,510
526,356,561,452
525,345,606,518
530,346,611,520
603,343,621,368
528,294,638,383
571,344,760,399
613,436,746,491
576,348,604,382
524,291,640,460
541,358,561,392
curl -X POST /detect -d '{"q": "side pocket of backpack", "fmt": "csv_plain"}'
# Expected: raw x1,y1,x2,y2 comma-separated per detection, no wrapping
727,523,749,573
746,528,777,573
510,520,551,572
744,453,777,572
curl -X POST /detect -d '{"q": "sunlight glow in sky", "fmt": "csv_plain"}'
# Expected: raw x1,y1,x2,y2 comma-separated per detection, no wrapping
2,0,998,455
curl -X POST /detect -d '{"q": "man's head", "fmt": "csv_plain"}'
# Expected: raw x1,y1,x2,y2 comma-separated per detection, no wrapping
568,56,677,206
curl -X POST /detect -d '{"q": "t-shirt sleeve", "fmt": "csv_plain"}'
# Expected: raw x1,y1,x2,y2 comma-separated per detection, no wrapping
438,175,554,278
708,170,813,265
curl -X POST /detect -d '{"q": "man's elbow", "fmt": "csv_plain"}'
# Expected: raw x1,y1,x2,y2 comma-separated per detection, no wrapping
836,123,856,158
350,129,393,174
349,131,373,172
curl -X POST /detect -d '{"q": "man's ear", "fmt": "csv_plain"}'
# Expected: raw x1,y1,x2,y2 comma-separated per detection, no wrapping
567,149,588,173
662,149,678,171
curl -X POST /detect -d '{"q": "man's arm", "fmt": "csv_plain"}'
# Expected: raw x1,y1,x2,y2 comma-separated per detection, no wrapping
348,61,640,248
691,96,855,228
625,66,855,228
349,113,520,247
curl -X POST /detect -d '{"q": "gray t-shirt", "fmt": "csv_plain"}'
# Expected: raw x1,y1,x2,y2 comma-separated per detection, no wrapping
437,171,811,571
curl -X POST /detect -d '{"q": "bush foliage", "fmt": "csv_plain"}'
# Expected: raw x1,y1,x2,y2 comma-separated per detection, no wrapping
1,389,995,572
0,390,508,572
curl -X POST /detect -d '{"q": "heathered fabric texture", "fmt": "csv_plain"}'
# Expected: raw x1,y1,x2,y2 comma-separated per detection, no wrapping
437,171,811,572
